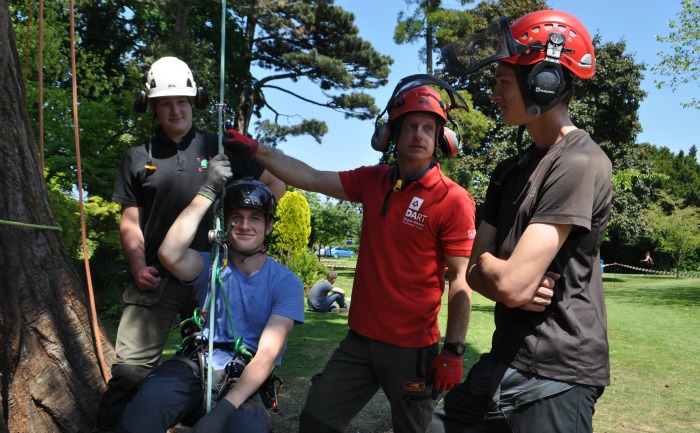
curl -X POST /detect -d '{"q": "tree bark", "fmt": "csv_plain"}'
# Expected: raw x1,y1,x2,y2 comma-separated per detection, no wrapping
0,2,115,432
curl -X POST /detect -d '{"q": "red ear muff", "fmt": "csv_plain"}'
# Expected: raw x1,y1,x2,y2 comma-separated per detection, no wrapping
371,122,391,152
438,127,460,157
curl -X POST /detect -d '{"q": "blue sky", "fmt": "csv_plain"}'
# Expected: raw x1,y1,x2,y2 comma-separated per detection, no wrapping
255,0,698,172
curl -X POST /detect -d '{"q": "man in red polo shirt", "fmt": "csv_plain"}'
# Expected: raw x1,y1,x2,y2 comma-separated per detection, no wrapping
225,74,476,433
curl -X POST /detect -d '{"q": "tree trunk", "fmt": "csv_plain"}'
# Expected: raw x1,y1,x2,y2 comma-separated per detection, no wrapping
0,3,115,432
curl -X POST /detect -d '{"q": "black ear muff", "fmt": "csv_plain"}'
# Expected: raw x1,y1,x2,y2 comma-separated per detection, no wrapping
193,84,209,109
527,63,564,106
438,127,460,157
371,122,391,152
134,70,150,113
134,89,149,113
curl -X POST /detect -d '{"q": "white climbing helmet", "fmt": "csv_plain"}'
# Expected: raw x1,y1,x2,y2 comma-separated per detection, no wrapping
145,57,198,98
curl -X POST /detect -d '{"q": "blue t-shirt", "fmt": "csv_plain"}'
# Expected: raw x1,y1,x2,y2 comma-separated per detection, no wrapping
192,253,305,369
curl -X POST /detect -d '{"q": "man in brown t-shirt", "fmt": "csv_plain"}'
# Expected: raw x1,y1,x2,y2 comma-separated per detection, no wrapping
431,9,612,433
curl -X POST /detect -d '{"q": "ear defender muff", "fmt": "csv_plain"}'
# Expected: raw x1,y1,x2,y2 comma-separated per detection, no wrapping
193,83,209,109
438,126,461,157
371,122,391,152
134,89,149,113
134,70,150,113
370,74,469,155
527,62,565,106
134,85,209,113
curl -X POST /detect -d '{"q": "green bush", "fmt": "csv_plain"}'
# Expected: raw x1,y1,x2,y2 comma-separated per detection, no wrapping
277,247,326,292
270,190,311,258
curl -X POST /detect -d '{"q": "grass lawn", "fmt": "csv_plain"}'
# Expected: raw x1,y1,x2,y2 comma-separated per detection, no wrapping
157,269,700,432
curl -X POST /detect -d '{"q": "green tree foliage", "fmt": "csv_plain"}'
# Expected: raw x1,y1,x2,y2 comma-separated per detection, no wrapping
394,0,474,74
607,167,667,251
270,190,311,259
282,247,327,291
10,1,393,314
46,177,82,257
653,0,700,109
305,192,361,248
13,0,393,198
651,145,700,207
389,0,686,268
230,1,393,140
645,191,700,274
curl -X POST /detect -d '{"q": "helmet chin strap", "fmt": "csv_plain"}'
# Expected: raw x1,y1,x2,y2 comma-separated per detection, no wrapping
229,244,268,263
225,222,269,263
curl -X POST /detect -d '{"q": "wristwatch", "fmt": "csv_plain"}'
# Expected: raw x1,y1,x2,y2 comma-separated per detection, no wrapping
443,341,466,356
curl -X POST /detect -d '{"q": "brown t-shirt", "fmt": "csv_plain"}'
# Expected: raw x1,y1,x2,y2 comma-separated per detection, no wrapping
483,129,612,387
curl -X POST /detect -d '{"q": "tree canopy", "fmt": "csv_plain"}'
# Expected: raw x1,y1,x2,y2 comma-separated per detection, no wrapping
653,0,700,109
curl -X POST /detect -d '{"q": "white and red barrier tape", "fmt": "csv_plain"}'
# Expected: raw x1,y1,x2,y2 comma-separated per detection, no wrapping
604,262,700,278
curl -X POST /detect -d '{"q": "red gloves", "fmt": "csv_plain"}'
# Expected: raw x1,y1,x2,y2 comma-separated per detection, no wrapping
431,350,463,394
223,129,259,157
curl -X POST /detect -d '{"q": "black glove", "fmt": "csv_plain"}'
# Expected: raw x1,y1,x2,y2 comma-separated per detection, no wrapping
223,129,259,157
192,398,237,433
197,153,232,202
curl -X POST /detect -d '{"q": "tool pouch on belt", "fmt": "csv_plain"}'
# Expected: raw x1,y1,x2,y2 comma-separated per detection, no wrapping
122,276,169,306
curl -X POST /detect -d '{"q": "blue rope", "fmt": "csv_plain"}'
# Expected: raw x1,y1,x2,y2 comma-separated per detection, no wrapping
207,0,228,413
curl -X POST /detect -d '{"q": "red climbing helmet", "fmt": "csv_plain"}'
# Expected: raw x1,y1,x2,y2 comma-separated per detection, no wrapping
441,10,595,79
387,84,448,123
503,10,595,79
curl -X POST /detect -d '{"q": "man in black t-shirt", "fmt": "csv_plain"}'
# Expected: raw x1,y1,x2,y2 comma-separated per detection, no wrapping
431,10,612,433
94,57,284,432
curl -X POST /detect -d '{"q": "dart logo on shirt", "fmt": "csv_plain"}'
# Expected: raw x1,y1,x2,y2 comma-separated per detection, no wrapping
404,196,427,229
409,196,423,211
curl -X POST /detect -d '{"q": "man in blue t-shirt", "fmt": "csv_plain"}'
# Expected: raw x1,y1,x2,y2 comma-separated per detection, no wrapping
115,172,304,433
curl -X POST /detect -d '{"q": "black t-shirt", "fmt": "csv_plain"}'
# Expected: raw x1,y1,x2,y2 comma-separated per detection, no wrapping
483,129,612,387
112,126,264,275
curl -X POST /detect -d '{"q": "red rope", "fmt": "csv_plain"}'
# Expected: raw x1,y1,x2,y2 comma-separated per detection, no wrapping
69,0,110,384
24,0,32,86
38,0,44,173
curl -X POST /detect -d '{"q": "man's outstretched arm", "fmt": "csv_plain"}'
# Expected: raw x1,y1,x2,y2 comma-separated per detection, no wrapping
224,130,349,200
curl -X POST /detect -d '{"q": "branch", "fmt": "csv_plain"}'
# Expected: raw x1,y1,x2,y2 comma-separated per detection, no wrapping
261,84,352,115
258,72,302,86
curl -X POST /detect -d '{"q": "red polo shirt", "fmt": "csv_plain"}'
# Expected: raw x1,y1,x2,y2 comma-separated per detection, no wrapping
339,164,476,347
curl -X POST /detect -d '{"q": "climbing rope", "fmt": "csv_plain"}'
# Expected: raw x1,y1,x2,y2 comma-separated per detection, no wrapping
23,0,31,86
0,219,61,232
38,0,45,174
205,0,229,413
68,0,110,384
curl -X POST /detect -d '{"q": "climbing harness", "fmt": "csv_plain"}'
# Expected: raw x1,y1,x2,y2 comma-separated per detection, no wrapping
174,304,284,414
